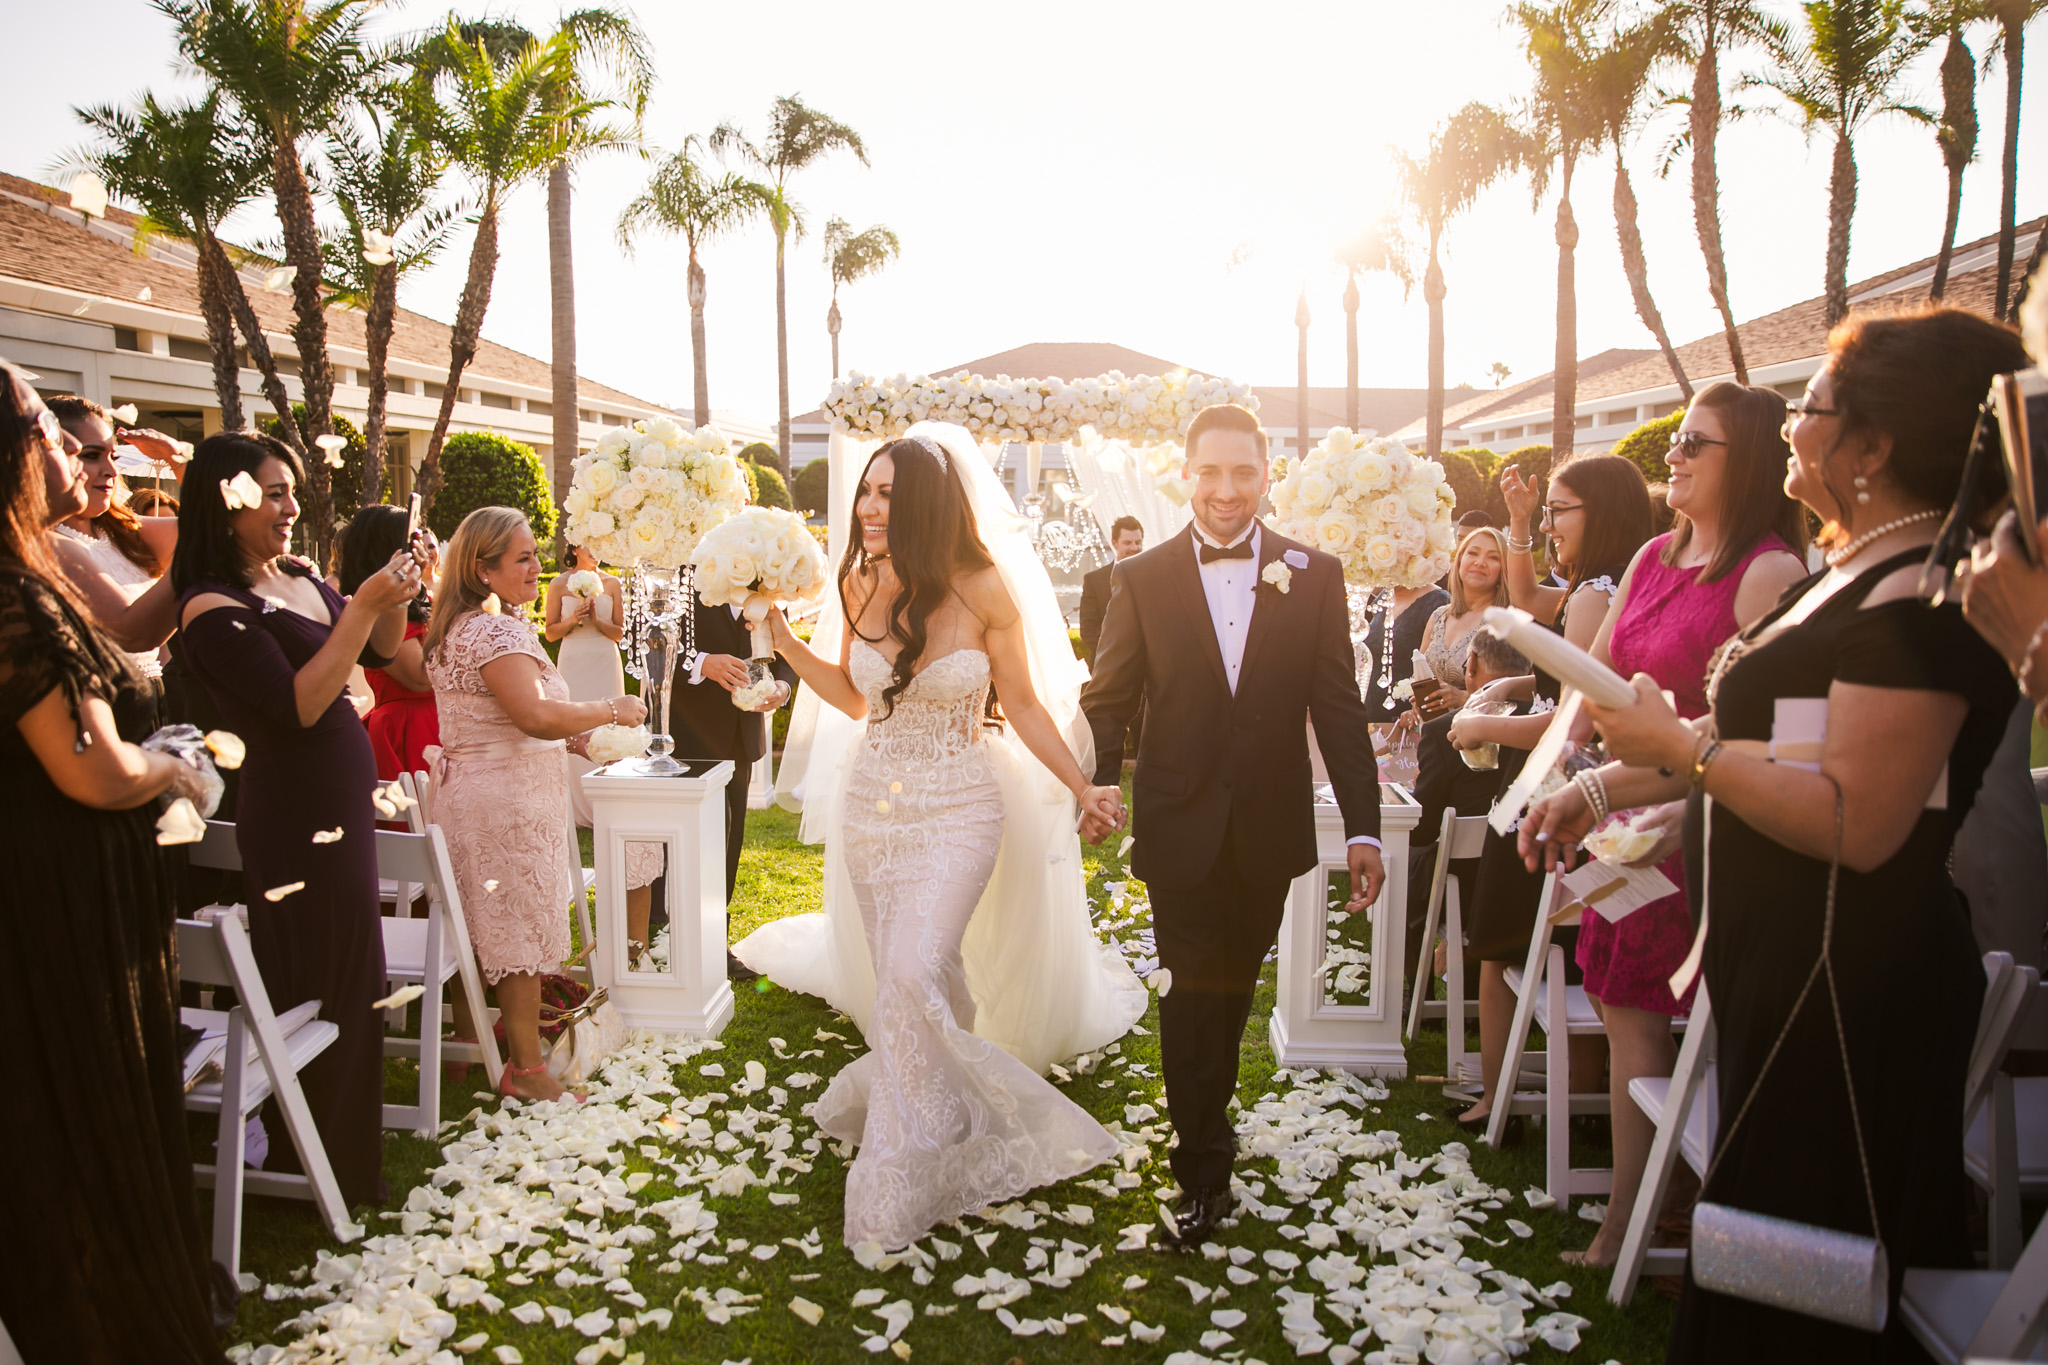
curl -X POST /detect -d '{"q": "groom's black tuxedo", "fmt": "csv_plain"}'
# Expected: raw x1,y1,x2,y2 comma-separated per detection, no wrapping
669,596,797,897
1081,520,1382,886
1080,519,1382,1197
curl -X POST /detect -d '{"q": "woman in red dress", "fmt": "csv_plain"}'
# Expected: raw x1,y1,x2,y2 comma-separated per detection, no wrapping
338,505,437,780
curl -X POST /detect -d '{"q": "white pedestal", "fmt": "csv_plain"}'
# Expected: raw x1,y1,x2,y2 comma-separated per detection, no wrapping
1269,783,1421,1076
583,760,736,1037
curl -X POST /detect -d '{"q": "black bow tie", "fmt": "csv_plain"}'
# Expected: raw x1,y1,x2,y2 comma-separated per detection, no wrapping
1199,540,1254,564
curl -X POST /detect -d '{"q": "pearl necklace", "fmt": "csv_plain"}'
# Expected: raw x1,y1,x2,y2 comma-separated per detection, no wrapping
1823,508,1943,567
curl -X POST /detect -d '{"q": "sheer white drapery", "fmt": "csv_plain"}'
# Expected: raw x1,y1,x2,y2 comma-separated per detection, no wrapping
1062,430,1194,549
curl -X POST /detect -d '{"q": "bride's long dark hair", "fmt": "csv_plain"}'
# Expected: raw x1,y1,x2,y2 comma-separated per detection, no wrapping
841,436,994,719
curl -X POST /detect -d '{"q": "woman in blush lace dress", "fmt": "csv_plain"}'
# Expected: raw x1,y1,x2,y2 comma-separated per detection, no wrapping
423,508,644,1103
748,425,1140,1251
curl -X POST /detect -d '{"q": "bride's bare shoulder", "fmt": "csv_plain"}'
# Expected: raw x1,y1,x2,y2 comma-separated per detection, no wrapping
955,564,1016,624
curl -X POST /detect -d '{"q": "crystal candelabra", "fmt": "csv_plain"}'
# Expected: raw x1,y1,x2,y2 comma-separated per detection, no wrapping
627,564,688,776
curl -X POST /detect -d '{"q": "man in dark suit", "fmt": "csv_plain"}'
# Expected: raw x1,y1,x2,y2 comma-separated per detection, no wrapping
1080,403,1384,1249
1079,515,1146,661
669,590,798,976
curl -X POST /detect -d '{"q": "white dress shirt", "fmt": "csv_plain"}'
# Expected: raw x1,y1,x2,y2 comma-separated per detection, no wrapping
1189,522,1380,853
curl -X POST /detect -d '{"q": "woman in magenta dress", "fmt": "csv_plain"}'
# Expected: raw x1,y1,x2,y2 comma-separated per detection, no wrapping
172,432,424,1205
337,506,438,781
1566,381,1808,1266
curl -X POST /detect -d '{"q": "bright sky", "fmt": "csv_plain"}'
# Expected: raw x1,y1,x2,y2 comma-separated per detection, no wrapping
6,0,2046,428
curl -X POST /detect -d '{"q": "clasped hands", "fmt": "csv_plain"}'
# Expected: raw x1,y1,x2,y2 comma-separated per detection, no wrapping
1076,786,1127,843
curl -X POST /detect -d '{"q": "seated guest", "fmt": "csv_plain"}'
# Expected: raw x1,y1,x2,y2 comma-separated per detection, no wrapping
336,506,437,782
1413,526,1511,721
0,362,228,1362
423,507,644,1102
174,431,424,1206
1405,629,1529,1002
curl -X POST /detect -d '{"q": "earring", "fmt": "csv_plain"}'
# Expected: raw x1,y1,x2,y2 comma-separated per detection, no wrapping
1854,474,1871,505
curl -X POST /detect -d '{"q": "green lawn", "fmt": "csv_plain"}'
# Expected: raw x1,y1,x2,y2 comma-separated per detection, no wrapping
226,800,1674,1364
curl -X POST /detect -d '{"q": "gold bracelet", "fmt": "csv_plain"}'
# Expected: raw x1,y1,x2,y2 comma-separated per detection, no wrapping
1689,739,1724,789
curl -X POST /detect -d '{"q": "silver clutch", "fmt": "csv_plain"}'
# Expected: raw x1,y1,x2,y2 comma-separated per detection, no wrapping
1690,1201,1889,1333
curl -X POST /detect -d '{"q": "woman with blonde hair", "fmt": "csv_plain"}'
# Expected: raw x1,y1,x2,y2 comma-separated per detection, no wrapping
423,507,644,1103
1410,525,1510,721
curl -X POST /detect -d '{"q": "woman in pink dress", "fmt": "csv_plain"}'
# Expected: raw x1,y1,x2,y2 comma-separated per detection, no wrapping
1566,381,1809,1266
423,507,645,1103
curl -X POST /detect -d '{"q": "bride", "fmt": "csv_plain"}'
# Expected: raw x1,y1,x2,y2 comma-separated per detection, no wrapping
737,422,1146,1250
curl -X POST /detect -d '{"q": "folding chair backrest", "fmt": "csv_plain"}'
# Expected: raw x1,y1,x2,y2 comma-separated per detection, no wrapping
1968,1201,2048,1359
1445,814,1490,860
1966,953,2037,1128
175,917,234,990
397,771,428,836
188,819,243,873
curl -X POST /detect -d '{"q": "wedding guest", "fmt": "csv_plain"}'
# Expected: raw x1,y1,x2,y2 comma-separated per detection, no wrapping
1080,515,1144,662
1562,381,1808,1269
1521,307,2028,1360
46,396,187,714
543,543,624,827
174,430,423,1205
1444,452,1651,1134
130,485,178,517
1411,526,1511,720
0,362,228,1363
1363,576,1450,721
337,505,438,782
423,507,643,1102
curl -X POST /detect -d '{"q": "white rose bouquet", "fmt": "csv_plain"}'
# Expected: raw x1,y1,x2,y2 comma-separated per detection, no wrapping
561,569,602,598
585,724,651,766
563,420,747,568
1268,427,1457,591
690,506,828,709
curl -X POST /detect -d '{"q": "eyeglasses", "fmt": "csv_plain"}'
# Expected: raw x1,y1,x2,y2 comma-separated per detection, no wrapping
1668,431,1727,460
1781,397,1842,439
1539,501,1582,525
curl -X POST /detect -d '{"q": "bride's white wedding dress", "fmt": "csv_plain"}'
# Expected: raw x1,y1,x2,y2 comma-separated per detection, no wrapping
797,640,1122,1248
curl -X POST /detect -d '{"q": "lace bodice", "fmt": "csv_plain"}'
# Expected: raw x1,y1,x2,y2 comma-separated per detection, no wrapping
53,523,163,678
851,640,991,766
426,611,568,755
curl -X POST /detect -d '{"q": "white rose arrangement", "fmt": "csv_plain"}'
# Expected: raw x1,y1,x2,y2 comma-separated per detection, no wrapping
563,420,747,568
690,506,828,708
1268,427,1457,591
821,368,1257,447
585,724,651,766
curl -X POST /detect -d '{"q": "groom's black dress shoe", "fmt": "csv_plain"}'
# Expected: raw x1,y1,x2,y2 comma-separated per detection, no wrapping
727,952,760,983
1161,1185,1234,1250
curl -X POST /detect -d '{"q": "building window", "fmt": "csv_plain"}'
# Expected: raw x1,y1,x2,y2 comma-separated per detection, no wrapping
1652,402,1682,418
168,336,212,363
1600,408,1636,426
579,408,598,423
528,399,551,416
480,391,516,410
1774,380,1806,400
423,381,445,400
1575,415,1593,430
603,412,627,426
113,326,143,352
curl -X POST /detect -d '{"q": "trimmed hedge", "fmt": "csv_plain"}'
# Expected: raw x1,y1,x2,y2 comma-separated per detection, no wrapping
427,431,558,543
1611,410,1683,488
791,458,830,518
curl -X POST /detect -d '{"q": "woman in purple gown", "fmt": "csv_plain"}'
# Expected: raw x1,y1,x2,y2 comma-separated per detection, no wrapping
172,431,423,1204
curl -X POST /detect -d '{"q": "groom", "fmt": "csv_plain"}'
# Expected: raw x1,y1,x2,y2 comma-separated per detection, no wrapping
1080,402,1385,1249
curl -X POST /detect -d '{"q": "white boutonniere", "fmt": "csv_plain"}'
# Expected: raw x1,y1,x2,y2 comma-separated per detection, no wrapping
1262,560,1292,594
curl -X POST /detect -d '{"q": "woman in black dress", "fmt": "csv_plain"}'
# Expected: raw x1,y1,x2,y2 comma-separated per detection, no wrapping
1442,453,1651,1132
172,431,422,1205
1521,308,2029,1361
0,365,226,1362
1363,582,1449,721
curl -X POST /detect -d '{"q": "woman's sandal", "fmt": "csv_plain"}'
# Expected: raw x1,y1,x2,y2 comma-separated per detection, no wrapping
498,1060,584,1105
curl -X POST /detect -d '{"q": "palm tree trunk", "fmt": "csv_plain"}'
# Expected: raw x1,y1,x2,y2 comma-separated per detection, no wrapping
688,248,711,429
205,236,304,455
1552,156,1579,463
1931,30,1977,301
774,219,792,482
548,159,579,521
1614,152,1691,401
420,201,501,516
362,259,398,511
270,138,336,565
1425,233,1447,461
1690,31,1749,384
1995,15,2025,319
1824,132,1858,328
194,236,244,431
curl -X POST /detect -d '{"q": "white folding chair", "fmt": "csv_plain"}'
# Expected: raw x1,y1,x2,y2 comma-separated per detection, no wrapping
1963,960,2045,1270
1900,1184,2048,1362
375,825,503,1130
1405,809,1489,1092
1607,990,1718,1305
376,771,431,920
176,908,349,1292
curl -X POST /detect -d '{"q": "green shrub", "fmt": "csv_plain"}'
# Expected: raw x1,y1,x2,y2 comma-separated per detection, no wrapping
1473,442,1552,527
791,457,831,517
738,441,778,467
1611,409,1683,488
259,406,388,512
748,459,792,510
427,431,557,544
1436,447,1495,522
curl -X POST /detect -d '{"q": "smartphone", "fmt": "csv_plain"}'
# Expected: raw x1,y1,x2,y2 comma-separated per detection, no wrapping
1992,369,2048,564
404,491,422,545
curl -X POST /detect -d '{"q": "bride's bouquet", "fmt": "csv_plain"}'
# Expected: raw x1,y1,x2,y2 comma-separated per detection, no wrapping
690,506,829,707
562,418,748,568
560,569,602,598
1268,428,1457,590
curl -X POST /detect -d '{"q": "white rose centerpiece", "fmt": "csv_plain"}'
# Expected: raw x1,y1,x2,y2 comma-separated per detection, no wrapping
1268,427,1457,591
563,420,747,569
689,506,828,710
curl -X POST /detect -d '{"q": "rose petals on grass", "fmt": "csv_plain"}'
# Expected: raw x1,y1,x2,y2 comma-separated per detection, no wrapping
1507,1219,1535,1238
788,1297,823,1326
1524,1185,1557,1210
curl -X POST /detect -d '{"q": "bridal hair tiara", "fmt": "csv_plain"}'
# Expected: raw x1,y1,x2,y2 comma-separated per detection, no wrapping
907,434,949,472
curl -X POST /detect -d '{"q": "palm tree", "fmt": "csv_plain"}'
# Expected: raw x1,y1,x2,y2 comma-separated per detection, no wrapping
324,97,458,509
409,22,623,514
712,97,868,481
158,0,380,565
1751,0,1932,327
1586,6,1692,398
1985,1,2046,318
1663,0,1777,384
1921,0,1984,300
616,138,771,428
67,91,266,430
1394,102,1527,458
1490,361,1514,387
1515,0,1608,463
822,217,901,379
1336,221,1414,430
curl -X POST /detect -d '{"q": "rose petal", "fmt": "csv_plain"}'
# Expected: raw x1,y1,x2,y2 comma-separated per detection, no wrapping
263,881,306,902
372,984,424,1012
311,827,343,844
156,797,206,845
